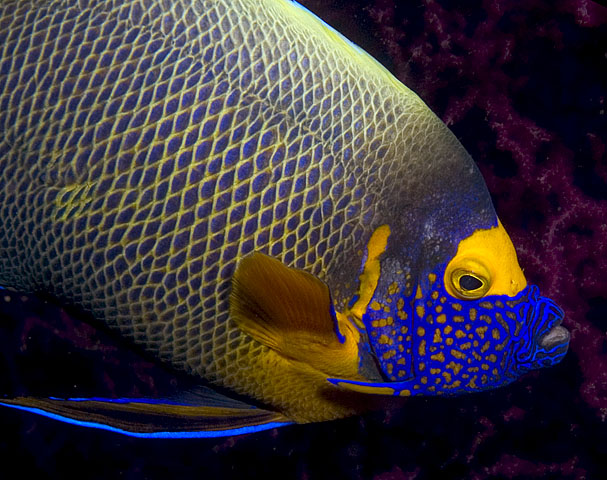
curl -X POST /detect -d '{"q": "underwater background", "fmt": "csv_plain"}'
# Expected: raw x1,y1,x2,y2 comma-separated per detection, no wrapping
0,0,605,478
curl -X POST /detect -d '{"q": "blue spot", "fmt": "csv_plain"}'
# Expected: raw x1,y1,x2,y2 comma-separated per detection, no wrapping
252,172,270,193
258,208,274,228
195,141,211,161
247,196,260,214
208,99,223,116
218,170,235,192
261,131,274,147
201,118,217,138
200,178,216,199
225,147,240,167
178,151,192,170
190,241,205,258
234,183,249,202
256,151,271,170
183,187,198,209
192,105,205,123
298,155,310,171
275,201,288,220
243,138,258,158
192,221,208,241
237,161,253,182
262,186,276,206
321,179,332,196
215,192,231,211
170,172,187,194
167,137,181,155
226,89,240,106
293,178,305,193
207,157,222,175
305,189,318,205
154,82,168,101
244,217,258,236
331,183,343,198
278,179,292,198
213,135,229,154
272,223,284,239
230,125,245,143
229,205,246,224
127,223,144,241
256,229,270,246
160,157,175,178
219,112,233,133
285,233,296,249
197,201,213,219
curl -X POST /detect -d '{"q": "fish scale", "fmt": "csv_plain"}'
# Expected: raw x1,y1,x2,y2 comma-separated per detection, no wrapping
0,0,459,421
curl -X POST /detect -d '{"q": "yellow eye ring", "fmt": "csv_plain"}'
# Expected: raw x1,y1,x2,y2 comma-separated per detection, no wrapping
451,269,490,299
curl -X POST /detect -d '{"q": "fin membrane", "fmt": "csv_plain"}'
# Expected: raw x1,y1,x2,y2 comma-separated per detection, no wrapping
230,252,346,361
0,387,292,438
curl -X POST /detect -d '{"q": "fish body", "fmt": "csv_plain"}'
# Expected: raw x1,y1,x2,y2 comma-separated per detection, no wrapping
0,0,569,436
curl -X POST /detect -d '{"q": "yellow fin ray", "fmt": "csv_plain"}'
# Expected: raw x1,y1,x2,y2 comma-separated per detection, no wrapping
230,252,361,378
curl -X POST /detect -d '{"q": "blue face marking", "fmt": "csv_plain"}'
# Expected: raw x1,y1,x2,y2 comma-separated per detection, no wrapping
356,269,568,396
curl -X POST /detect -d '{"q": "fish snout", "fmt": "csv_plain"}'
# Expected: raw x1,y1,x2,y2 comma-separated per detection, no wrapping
534,298,570,350
534,296,569,358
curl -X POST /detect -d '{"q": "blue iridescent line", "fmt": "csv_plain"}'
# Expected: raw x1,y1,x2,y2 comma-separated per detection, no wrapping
0,402,292,438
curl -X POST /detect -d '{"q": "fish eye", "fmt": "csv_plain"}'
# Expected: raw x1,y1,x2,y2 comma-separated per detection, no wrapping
451,269,490,299
459,274,483,291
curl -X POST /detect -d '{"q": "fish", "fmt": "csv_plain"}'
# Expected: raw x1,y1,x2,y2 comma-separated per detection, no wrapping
0,0,570,438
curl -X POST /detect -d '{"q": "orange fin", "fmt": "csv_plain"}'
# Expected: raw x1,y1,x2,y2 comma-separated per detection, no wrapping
230,252,351,366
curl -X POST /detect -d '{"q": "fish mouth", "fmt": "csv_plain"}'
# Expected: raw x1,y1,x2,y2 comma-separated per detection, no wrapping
538,318,570,350
534,296,569,353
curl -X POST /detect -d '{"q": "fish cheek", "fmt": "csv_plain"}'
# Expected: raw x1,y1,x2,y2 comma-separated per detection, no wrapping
409,274,520,394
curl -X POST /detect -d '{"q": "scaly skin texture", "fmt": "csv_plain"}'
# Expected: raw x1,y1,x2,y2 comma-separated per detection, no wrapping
0,0,494,421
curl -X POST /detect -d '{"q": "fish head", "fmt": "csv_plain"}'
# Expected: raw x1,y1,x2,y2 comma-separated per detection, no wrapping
334,221,569,397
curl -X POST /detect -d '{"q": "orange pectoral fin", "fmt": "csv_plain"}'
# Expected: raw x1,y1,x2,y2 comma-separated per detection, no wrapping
230,252,361,378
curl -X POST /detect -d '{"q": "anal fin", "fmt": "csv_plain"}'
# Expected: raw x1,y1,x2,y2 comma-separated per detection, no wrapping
0,387,292,438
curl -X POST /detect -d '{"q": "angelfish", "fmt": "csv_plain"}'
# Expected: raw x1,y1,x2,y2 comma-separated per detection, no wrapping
0,0,569,437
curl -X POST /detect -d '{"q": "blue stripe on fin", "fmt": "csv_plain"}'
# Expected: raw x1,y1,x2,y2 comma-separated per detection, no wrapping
0,396,293,438
1,401,291,438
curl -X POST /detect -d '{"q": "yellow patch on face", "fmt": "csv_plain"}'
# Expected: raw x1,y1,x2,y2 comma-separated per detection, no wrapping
475,326,488,339
347,225,390,324
444,221,527,299
433,329,442,344
430,352,445,362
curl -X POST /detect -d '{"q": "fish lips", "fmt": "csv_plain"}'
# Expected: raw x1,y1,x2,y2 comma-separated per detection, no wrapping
531,293,570,362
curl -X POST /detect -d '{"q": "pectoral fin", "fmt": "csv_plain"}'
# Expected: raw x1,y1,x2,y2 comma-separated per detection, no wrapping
231,253,346,352
0,387,292,438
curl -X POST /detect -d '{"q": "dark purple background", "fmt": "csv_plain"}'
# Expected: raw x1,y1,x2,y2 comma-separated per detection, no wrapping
1,1,606,478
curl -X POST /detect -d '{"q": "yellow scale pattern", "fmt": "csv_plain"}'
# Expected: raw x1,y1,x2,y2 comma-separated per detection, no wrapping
0,0,459,420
